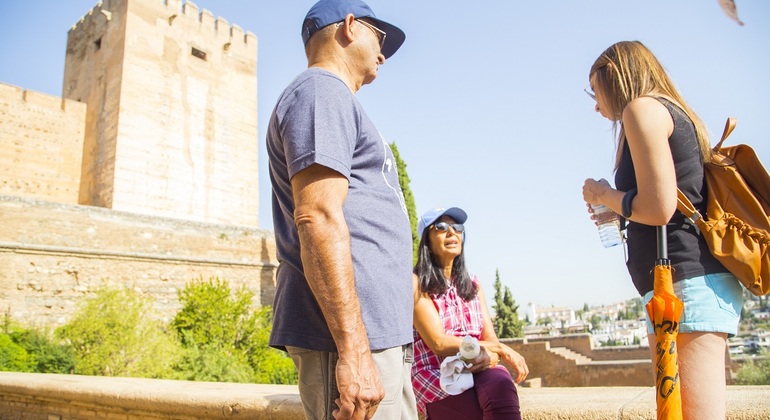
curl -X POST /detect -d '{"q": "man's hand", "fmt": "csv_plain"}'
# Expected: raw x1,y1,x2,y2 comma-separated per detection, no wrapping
333,351,384,420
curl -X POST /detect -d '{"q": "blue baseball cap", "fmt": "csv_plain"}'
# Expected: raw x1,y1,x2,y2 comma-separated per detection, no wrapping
417,207,468,238
301,0,406,59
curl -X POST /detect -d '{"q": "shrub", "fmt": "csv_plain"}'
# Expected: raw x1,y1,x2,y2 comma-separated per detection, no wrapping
56,285,181,378
172,331,255,383
250,306,298,384
171,277,297,384
0,313,74,374
0,334,34,372
735,353,770,385
10,328,75,374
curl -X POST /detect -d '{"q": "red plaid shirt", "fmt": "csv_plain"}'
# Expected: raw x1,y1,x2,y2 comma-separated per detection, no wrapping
412,275,484,416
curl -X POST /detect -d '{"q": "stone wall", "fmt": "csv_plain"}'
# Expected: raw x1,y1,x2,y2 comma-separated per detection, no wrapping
502,336,653,387
0,83,86,204
0,195,277,328
523,333,651,361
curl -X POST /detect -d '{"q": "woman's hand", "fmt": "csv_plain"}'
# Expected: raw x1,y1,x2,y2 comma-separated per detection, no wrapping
464,345,493,373
582,178,613,206
500,347,529,383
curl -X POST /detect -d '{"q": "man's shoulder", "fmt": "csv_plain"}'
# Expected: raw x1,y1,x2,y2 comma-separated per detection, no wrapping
284,68,348,96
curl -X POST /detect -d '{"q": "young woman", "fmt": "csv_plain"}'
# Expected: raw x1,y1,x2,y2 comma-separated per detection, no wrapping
582,41,743,420
411,207,528,419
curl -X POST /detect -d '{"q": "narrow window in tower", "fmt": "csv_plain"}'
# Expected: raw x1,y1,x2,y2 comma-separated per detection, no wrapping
191,47,207,61
94,38,102,50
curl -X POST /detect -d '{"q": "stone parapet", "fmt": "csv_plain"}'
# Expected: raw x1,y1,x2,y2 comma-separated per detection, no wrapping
0,373,767,419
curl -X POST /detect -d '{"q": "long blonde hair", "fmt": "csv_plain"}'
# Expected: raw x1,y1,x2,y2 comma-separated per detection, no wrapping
589,41,711,170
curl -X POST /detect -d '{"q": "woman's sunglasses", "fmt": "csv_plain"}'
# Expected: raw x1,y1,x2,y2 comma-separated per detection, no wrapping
432,222,465,233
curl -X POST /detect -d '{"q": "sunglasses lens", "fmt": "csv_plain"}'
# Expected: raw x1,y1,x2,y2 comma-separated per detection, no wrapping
433,222,464,233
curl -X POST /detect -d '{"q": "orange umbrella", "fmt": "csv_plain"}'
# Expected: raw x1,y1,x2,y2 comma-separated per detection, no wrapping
645,226,683,419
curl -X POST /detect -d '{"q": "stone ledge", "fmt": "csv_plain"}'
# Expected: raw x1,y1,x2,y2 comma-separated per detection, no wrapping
0,372,767,419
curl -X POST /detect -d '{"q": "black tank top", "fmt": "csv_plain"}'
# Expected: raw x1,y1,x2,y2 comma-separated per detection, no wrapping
614,97,727,295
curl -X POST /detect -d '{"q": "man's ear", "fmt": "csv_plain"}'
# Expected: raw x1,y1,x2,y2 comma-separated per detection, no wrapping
340,13,356,43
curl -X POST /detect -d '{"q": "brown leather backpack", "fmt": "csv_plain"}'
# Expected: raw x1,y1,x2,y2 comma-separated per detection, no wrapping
676,118,770,296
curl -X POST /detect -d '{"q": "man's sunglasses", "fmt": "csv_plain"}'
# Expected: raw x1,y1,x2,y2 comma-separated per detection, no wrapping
336,19,386,50
432,222,465,233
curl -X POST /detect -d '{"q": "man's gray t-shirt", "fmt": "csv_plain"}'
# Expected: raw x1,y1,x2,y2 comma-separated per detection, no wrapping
267,67,413,352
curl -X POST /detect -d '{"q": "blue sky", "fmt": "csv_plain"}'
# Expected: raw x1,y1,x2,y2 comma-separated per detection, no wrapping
1,1,768,311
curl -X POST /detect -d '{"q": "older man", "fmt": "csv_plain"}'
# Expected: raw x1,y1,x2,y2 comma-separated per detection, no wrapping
266,0,416,419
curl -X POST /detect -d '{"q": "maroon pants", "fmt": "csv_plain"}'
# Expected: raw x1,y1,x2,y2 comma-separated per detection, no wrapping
425,366,521,420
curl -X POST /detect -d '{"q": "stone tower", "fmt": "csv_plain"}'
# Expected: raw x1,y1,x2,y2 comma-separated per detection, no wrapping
63,0,259,227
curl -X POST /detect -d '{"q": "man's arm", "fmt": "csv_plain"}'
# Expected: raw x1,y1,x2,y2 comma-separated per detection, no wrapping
291,163,384,419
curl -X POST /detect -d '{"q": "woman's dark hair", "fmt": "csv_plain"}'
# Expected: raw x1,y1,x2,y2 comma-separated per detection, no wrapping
414,227,478,301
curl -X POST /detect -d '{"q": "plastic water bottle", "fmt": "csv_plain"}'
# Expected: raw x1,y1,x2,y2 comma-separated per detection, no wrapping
591,204,622,248
459,335,480,361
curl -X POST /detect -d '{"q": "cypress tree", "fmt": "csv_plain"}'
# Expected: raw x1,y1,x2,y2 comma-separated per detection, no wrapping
390,142,419,264
492,269,524,338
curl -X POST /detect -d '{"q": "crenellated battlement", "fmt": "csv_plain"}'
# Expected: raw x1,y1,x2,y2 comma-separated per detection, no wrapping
0,82,85,114
164,0,255,47
69,1,110,33
68,0,256,47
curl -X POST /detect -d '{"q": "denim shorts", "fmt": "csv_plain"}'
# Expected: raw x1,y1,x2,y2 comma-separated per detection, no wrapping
643,272,743,337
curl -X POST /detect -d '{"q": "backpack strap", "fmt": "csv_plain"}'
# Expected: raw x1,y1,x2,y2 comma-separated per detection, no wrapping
676,189,703,224
713,117,737,151
679,116,737,223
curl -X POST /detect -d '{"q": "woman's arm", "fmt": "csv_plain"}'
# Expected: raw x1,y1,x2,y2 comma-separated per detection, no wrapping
583,96,677,226
621,97,677,225
476,285,529,383
412,274,465,357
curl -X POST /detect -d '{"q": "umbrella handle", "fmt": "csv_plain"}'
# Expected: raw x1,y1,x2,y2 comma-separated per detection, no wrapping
656,225,668,261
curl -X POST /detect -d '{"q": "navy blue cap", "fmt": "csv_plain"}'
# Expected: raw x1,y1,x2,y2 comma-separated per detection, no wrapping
301,0,406,59
418,207,468,238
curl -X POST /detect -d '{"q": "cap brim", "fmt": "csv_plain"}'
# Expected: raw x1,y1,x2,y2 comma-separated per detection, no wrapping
368,18,405,59
442,207,468,225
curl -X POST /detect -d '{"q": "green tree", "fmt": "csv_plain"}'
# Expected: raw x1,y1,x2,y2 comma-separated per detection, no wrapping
589,314,603,332
491,269,524,338
390,142,419,264
56,285,180,378
171,277,297,384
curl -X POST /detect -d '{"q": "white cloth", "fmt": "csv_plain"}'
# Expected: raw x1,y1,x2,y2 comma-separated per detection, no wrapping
439,354,474,395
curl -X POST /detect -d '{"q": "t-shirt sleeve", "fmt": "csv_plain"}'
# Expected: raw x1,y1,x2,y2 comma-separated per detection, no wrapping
276,75,358,180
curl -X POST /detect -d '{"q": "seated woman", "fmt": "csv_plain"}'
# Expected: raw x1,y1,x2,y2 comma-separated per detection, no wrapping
412,207,529,419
